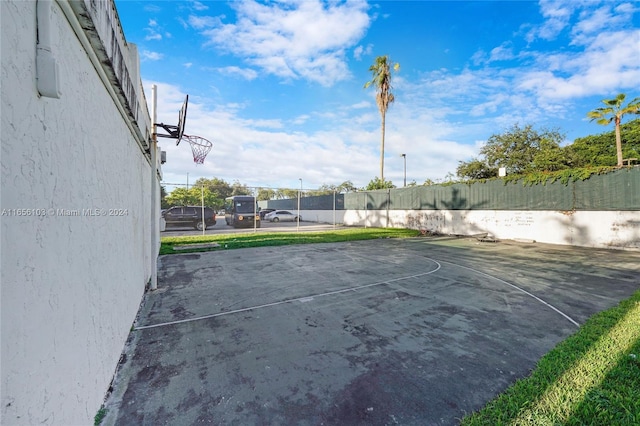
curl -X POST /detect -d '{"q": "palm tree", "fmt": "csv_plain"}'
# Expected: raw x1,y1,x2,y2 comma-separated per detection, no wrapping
364,55,400,181
587,93,640,167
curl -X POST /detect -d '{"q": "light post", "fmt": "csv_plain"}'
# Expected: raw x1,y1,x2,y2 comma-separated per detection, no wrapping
297,178,302,231
401,154,406,187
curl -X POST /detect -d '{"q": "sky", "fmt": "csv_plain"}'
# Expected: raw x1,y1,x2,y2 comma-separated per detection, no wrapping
114,0,640,191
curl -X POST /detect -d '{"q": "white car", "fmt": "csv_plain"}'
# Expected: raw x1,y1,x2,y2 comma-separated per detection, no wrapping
265,210,301,222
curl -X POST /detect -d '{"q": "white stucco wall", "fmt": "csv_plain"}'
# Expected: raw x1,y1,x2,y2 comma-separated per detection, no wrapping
286,206,639,249
338,209,640,249
1,1,158,424
298,209,346,225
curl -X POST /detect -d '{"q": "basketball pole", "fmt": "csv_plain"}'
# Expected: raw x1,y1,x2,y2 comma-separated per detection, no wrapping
201,185,205,236
150,84,158,291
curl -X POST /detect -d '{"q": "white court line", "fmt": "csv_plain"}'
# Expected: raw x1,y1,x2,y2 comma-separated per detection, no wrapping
135,260,442,331
438,259,580,327
135,256,579,331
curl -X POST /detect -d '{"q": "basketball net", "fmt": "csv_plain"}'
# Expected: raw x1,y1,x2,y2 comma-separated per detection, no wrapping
181,135,212,164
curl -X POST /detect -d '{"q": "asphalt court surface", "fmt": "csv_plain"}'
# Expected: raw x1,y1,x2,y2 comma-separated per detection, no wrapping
103,237,640,425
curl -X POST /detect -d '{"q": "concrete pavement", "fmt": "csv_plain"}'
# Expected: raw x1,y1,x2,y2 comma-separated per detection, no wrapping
101,237,639,425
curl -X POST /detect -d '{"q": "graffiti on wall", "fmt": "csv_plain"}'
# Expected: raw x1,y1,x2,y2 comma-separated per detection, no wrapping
405,211,446,231
503,212,535,227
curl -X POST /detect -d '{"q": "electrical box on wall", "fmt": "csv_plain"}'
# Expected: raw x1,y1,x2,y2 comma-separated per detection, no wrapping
36,47,61,98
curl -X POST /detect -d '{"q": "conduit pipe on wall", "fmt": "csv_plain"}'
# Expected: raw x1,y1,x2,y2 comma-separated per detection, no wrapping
36,0,62,98
150,85,158,291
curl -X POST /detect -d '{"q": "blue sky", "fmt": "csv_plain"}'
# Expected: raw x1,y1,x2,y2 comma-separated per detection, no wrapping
114,0,640,191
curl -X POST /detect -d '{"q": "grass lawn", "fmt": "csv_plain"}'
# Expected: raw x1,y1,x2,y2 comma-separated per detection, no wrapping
160,228,639,424
461,288,640,425
159,227,421,255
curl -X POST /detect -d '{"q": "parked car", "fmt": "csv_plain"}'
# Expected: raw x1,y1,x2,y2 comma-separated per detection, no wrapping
265,210,301,222
162,206,216,231
259,208,276,219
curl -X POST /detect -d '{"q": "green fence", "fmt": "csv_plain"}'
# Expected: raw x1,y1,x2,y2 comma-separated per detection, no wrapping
261,194,344,211
262,168,639,211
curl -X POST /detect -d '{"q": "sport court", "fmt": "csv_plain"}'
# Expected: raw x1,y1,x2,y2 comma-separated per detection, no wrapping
102,237,639,425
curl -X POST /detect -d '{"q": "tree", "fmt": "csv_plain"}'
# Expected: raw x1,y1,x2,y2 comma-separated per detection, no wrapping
165,187,190,206
160,185,170,209
571,118,640,166
532,139,571,172
231,180,251,196
336,181,357,193
307,185,334,197
310,181,357,195
456,158,497,180
456,124,566,179
364,177,396,190
277,188,298,199
193,177,233,200
364,55,400,182
587,93,640,166
165,187,218,208
482,124,565,174
256,188,276,201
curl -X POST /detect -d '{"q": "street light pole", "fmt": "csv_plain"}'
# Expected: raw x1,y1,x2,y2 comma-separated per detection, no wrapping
401,153,406,187
297,178,302,232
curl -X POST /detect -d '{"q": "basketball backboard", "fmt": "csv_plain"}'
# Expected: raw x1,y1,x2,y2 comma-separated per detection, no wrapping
176,95,188,145
155,94,188,143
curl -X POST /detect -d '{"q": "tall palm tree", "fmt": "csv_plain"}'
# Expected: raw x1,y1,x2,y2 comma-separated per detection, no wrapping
365,55,400,181
587,93,640,167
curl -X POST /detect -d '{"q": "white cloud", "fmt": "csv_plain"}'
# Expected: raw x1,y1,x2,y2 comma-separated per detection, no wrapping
470,49,487,66
145,33,162,41
188,15,221,29
216,66,258,81
444,2,640,119
190,1,208,12
518,29,640,99
528,0,577,41
144,17,171,41
143,4,161,13
488,42,515,62
571,2,637,45
149,80,467,189
191,0,371,86
353,43,373,60
146,1,640,188
250,56,297,80
473,42,516,66
292,114,310,125
469,94,510,117
142,51,164,61
350,101,371,110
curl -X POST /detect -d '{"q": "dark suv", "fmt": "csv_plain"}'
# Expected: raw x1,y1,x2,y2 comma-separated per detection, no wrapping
162,206,216,231
259,208,276,219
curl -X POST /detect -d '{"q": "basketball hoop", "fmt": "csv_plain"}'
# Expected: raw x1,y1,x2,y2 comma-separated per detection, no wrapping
181,135,212,164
